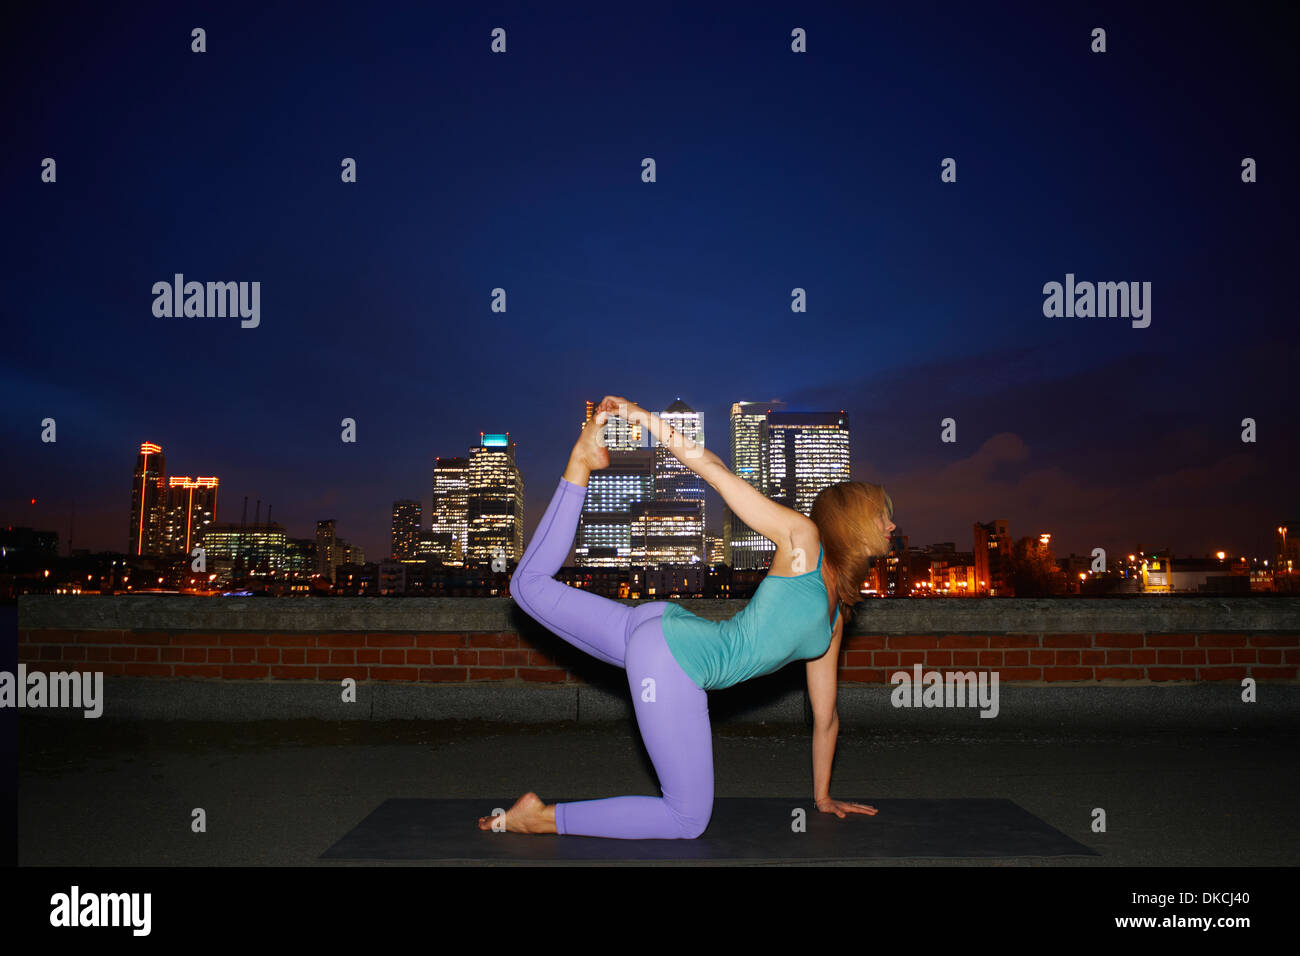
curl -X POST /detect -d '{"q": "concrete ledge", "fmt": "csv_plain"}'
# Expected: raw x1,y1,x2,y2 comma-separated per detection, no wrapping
24,677,1300,729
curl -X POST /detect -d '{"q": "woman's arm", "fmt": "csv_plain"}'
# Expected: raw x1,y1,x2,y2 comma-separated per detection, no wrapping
807,615,878,818
597,395,809,546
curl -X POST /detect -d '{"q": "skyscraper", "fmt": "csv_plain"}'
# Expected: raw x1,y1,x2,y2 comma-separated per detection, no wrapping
585,399,643,451
431,456,469,565
129,441,166,556
316,519,338,581
765,410,851,514
466,433,524,564
725,400,785,569
163,476,219,555
653,398,706,563
391,499,421,560
577,448,655,567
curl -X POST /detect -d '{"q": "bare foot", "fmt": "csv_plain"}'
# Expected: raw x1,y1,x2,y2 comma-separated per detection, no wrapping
477,792,556,834
570,411,611,474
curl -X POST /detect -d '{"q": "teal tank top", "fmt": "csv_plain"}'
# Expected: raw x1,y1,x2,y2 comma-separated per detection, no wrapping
660,543,839,690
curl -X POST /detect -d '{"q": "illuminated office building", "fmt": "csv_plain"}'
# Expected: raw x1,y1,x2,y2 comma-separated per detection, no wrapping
974,519,1012,596
431,456,469,565
129,441,167,555
465,433,524,563
199,523,288,576
765,411,851,515
653,398,706,564
725,400,785,569
163,477,219,555
391,499,421,559
576,448,655,567
630,500,706,568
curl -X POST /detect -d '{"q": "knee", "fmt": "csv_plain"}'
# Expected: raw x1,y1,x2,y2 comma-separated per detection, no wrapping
671,801,712,839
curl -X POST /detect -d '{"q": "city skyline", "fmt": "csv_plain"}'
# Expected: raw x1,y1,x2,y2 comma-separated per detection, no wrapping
3,4,1295,572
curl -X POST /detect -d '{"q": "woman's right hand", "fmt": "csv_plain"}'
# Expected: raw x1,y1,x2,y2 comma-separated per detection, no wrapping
598,395,645,423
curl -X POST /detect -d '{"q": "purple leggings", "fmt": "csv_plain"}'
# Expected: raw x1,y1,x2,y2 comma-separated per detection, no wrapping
509,476,713,839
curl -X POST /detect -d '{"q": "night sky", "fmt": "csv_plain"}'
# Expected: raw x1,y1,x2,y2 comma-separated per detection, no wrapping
3,1,1296,565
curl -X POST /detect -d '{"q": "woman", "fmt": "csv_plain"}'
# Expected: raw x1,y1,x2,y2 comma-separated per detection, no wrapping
477,395,895,838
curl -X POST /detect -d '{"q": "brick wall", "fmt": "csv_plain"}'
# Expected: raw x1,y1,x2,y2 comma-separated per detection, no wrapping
16,623,1300,683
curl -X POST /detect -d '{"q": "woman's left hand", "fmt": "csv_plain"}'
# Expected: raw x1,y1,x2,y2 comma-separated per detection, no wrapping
816,798,878,818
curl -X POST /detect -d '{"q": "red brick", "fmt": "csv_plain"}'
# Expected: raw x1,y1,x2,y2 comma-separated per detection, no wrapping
136,647,159,662
502,650,531,666
123,663,174,677
469,632,518,648
365,634,415,647
268,633,314,647
519,668,567,682
839,669,887,682
159,647,183,663
381,649,404,665
1204,649,1232,664
529,650,556,666
1095,633,1141,647
305,649,330,664
926,651,953,666
271,665,318,680
415,633,465,648
987,635,1037,648
357,649,381,664
1181,649,1206,665
936,635,985,648
418,667,468,681
477,650,505,666
1095,667,1145,680
890,636,940,649
1055,650,1080,666
370,666,420,681
432,650,457,665
330,649,356,665
1156,650,1181,665
978,651,1002,666
1248,635,1297,647
468,668,512,680
1250,666,1299,679
98,662,125,676
219,634,268,646
844,635,885,650
208,647,232,663
951,651,979,666
406,649,432,665
39,646,62,661
1258,649,1283,664
110,646,134,662
183,647,206,663
1044,634,1090,648
253,648,278,664
282,648,306,665
320,634,367,647
173,664,220,678
1081,650,1105,665
846,651,873,666
221,664,269,679
873,651,899,667
1043,667,1092,682
1029,649,1053,665
1146,633,1196,647
898,651,926,666
1147,667,1197,681
1285,650,1300,664
1198,634,1247,647
1231,648,1258,663
231,647,255,663
63,647,86,661
1198,666,1247,680
1004,650,1029,666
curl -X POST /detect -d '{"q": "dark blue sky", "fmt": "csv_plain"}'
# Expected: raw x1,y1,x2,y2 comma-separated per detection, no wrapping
3,1,1296,564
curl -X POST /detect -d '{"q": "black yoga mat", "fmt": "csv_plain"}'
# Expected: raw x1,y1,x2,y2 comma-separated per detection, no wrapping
320,798,1098,861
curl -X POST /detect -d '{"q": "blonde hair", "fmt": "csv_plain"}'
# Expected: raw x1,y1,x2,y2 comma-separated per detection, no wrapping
810,481,894,627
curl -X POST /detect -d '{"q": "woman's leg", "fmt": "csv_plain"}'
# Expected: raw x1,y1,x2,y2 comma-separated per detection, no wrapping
554,614,714,839
511,475,664,667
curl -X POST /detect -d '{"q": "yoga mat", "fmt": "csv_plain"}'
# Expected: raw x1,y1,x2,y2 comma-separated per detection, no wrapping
320,798,1098,861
